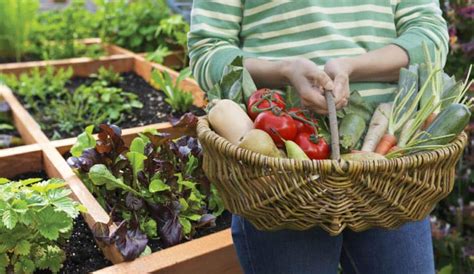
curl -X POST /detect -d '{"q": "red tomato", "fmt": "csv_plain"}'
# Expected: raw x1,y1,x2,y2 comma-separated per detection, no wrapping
254,111,297,147
294,132,330,160
247,89,286,120
287,108,318,134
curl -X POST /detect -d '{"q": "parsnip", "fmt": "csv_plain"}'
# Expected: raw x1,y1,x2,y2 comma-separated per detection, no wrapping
361,103,392,152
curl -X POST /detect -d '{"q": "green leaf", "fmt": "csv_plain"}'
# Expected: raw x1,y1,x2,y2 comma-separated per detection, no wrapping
438,264,453,274
285,86,301,109
179,217,192,235
184,214,202,221
2,209,18,229
0,178,9,185
14,240,31,256
37,207,72,240
0,254,9,268
149,178,170,193
89,164,142,196
179,198,189,211
70,125,96,157
139,246,152,257
14,258,35,274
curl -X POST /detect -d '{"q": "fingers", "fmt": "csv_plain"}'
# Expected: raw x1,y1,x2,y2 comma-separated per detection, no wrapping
308,70,334,91
333,74,350,110
297,80,329,114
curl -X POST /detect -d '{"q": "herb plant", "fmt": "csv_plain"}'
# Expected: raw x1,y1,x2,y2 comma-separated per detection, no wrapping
0,178,85,273
67,114,224,260
151,68,194,113
3,66,143,139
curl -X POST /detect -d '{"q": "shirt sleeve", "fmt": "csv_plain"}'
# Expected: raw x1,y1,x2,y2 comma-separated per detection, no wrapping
187,0,246,92
391,0,449,66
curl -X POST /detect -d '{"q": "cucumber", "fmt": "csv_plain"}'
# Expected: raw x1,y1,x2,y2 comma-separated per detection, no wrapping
339,113,366,151
418,103,471,146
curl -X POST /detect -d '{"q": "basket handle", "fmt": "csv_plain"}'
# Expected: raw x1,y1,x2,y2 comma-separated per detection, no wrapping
325,90,341,160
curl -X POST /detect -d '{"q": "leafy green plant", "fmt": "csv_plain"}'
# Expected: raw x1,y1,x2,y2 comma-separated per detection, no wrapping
0,0,39,61
151,68,194,113
28,0,103,60
153,14,190,66
90,66,123,86
95,0,171,53
4,66,143,139
146,45,172,64
67,115,224,260
0,177,85,273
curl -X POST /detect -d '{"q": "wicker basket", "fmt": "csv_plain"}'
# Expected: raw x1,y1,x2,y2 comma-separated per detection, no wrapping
197,117,468,235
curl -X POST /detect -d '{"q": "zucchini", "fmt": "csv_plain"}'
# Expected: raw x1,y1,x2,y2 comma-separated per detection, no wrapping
339,113,366,151
418,103,471,146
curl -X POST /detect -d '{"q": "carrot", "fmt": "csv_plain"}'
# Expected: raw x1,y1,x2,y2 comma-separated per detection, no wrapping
422,112,437,130
388,145,400,153
375,134,397,155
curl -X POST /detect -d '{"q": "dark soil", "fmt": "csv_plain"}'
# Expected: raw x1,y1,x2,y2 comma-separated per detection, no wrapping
27,72,205,139
148,211,232,252
9,172,111,273
10,170,48,181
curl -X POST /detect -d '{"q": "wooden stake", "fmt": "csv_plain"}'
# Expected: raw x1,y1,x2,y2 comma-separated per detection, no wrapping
325,90,340,160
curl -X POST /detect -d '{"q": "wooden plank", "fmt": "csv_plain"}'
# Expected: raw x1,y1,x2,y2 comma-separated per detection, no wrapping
41,143,125,264
0,55,134,77
52,122,174,154
0,144,42,178
93,229,241,274
0,85,48,144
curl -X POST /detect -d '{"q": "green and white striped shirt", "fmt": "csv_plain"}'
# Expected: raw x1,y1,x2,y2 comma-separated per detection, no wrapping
188,0,448,103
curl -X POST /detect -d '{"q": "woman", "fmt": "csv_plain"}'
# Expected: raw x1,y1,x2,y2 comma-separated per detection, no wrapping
188,1,448,273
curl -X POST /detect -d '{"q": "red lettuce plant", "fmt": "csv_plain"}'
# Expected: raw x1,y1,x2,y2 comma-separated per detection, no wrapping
67,114,224,260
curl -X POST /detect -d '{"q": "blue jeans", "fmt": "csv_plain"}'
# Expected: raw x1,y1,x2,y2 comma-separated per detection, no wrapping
232,215,435,274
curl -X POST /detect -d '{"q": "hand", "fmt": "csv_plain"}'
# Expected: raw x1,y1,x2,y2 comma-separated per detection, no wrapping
324,58,352,109
280,58,336,114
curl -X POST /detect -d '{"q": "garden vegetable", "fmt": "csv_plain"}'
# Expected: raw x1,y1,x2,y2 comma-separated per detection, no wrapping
238,129,281,157
417,103,471,146
294,132,330,160
339,113,366,151
285,140,310,160
208,99,254,145
247,88,285,120
254,110,297,147
361,103,392,152
288,107,318,134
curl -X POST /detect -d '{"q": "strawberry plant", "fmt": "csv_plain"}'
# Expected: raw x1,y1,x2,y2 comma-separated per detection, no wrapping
67,114,224,260
0,178,85,273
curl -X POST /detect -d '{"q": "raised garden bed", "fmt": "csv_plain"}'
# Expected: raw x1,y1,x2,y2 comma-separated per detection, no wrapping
0,38,113,66
0,56,240,273
1,55,206,140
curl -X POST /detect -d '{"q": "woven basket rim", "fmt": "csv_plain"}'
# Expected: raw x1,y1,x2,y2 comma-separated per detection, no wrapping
197,116,467,171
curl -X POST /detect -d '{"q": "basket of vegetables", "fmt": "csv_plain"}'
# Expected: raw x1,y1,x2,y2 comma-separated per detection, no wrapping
196,49,472,235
